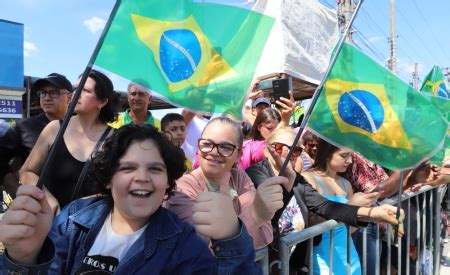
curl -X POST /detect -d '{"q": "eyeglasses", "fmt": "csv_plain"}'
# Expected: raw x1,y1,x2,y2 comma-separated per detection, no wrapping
306,142,318,148
37,89,68,98
198,139,238,157
270,142,303,158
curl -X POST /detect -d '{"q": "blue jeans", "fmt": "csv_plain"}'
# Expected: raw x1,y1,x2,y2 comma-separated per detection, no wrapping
352,223,381,275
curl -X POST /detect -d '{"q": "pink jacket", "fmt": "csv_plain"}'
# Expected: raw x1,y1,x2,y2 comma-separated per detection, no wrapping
165,167,273,249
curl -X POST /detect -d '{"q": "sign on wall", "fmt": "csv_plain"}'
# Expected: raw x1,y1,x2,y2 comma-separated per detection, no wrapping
0,95,22,118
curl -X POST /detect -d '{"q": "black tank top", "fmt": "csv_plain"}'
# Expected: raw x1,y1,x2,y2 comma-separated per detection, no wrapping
43,138,87,209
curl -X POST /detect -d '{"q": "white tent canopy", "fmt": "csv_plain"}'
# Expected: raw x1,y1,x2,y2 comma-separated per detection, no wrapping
254,0,339,85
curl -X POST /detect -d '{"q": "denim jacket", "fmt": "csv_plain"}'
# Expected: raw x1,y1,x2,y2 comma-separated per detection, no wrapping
1,197,261,274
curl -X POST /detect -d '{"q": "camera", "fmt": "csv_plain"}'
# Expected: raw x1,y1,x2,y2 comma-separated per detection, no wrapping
264,78,291,105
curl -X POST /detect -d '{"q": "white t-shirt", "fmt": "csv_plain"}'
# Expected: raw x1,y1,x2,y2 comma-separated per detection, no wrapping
75,213,147,274
181,116,209,162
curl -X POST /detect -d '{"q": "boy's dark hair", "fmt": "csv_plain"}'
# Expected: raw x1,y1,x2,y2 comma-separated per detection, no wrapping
161,113,185,131
87,124,186,204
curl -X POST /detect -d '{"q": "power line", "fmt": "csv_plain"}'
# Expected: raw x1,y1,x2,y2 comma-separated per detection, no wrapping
359,7,388,37
410,0,450,63
394,4,440,64
324,1,415,82
353,29,386,61
359,5,424,65
353,31,413,82
395,38,416,64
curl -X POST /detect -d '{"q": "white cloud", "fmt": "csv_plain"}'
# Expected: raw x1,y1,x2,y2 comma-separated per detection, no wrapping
398,58,424,75
368,36,384,44
83,16,106,34
395,58,427,85
24,41,38,57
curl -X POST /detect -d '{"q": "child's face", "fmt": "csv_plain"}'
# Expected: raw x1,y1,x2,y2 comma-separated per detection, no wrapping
108,139,168,228
164,120,186,147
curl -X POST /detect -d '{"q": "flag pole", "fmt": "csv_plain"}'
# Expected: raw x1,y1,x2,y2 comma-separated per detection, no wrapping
393,170,404,243
36,0,122,189
278,0,364,176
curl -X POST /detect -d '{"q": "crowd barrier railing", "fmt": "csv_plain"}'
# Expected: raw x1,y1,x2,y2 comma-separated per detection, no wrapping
268,184,447,275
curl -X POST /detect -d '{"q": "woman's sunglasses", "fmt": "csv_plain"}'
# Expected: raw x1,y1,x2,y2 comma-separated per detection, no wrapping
270,142,303,158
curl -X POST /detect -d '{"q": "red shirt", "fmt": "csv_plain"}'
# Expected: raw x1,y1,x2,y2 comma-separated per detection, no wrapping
345,153,389,192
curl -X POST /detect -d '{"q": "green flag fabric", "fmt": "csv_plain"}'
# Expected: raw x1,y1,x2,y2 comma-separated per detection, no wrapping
429,132,450,165
420,66,450,164
420,65,449,97
94,0,275,118
307,43,448,170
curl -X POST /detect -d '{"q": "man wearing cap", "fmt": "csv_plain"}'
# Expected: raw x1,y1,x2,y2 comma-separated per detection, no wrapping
252,97,270,116
109,82,160,129
0,73,72,200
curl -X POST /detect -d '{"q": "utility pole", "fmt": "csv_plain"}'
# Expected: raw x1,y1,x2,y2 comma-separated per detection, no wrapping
337,0,355,42
443,67,450,82
412,62,419,90
388,0,397,73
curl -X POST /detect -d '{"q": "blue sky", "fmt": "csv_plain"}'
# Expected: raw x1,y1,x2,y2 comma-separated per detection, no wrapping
1,0,449,92
320,0,450,84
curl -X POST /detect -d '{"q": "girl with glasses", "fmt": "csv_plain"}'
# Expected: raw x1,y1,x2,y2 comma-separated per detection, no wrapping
167,117,291,250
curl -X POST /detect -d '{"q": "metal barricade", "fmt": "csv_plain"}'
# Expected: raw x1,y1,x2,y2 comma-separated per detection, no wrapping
255,247,270,275
275,185,446,275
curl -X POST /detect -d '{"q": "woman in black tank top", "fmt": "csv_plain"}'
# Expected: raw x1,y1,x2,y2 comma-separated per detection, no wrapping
20,70,118,213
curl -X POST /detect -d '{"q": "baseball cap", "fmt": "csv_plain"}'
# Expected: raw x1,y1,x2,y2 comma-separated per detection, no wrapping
34,73,73,92
252,97,271,108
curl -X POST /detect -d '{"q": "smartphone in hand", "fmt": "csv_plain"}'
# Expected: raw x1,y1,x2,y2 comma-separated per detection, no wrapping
268,78,291,106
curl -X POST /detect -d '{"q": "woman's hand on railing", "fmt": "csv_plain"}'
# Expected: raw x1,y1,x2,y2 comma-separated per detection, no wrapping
357,204,405,236
404,182,423,192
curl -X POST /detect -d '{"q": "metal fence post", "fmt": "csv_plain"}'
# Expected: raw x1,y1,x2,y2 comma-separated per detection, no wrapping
406,198,411,275
279,238,290,275
433,188,441,275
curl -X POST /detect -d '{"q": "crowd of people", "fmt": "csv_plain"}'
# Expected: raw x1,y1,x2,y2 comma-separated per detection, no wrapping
0,70,448,274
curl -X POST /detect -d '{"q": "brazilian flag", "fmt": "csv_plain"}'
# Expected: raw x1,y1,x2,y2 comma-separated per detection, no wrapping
94,0,274,118
420,65,450,120
421,65,449,98
421,66,450,164
308,43,448,170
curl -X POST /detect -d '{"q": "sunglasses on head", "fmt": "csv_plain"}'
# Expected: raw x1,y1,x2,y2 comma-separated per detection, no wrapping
270,142,303,158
